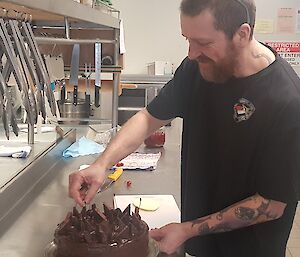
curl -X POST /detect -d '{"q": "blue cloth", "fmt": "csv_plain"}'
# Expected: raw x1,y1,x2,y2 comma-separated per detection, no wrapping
63,136,105,158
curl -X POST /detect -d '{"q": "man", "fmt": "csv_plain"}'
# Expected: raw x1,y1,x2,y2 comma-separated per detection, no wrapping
69,0,300,256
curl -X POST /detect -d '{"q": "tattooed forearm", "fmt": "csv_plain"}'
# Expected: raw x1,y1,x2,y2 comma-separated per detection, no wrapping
189,194,286,237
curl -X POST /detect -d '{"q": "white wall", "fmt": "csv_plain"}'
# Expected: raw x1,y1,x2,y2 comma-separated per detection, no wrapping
114,0,187,74
114,0,300,75
255,0,300,75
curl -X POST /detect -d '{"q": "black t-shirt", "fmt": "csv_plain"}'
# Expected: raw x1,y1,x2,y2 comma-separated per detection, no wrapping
147,54,300,257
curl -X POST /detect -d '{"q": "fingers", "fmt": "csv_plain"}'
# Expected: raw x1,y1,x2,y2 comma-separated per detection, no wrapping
149,228,164,241
150,226,181,255
150,230,172,255
84,182,101,204
69,172,85,206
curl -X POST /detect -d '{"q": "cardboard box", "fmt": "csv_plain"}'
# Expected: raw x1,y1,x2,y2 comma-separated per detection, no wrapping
147,61,173,75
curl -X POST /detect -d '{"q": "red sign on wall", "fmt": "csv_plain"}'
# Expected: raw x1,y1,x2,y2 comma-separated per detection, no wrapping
265,41,300,66
265,42,300,52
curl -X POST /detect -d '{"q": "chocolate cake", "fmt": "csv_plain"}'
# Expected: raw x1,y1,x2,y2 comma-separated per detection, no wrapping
54,204,149,257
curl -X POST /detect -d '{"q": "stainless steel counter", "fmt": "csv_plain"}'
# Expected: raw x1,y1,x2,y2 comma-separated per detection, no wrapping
0,119,183,257
0,125,59,189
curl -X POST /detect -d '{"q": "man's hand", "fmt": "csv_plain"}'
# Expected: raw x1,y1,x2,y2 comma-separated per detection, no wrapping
69,164,106,206
149,223,190,255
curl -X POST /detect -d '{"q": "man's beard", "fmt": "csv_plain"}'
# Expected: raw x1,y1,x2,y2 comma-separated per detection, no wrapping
198,50,236,83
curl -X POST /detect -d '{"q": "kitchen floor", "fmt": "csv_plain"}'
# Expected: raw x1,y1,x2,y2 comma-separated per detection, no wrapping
186,202,300,257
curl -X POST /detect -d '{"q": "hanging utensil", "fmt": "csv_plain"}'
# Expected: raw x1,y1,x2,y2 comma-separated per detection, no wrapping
0,18,34,126
9,19,38,124
14,20,46,120
60,79,66,104
69,44,80,106
94,42,101,108
21,21,57,117
84,63,90,114
0,73,11,139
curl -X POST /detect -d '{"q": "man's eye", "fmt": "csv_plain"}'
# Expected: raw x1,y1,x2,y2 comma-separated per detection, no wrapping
198,42,212,47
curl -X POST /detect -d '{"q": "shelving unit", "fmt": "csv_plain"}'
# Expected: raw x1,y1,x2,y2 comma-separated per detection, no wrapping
0,0,122,130
118,74,173,125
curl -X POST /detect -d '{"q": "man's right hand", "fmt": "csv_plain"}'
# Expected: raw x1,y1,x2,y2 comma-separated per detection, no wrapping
69,164,106,206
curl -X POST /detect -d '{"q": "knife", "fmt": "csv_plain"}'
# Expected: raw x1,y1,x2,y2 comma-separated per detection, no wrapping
69,44,80,106
84,63,90,113
97,167,123,193
94,43,101,108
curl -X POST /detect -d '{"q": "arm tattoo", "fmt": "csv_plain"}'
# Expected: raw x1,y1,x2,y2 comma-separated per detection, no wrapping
193,195,281,236
198,222,210,235
191,216,211,227
216,195,258,221
191,216,212,236
235,207,257,221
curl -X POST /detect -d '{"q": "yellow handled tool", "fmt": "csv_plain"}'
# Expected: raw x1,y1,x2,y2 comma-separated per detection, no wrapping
97,167,123,193
108,167,123,181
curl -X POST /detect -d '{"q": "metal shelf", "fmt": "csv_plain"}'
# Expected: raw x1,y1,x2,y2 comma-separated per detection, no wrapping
0,0,120,28
0,0,121,133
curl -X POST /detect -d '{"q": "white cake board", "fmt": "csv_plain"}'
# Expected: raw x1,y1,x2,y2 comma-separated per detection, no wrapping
114,194,181,229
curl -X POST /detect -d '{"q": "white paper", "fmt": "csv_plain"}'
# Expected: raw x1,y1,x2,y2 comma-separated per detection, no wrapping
0,145,31,158
119,19,126,54
114,194,180,229
114,152,161,170
44,55,65,82
254,19,274,34
277,7,295,33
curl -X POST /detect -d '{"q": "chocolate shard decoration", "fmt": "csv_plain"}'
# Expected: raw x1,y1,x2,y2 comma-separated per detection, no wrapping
57,212,72,235
123,204,131,216
129,222,139,236
80,220,86,232
81,206,87,219
83,231,94,244
73,207,80,218
103,204,111,215
70,226,81,241
134,206,140,215
71,215,81,230
93,207,107,221
132,213,142,228
116,224,130,239
55,203,147,247
85,219,95,232
96,225,108,243
115,208,122,217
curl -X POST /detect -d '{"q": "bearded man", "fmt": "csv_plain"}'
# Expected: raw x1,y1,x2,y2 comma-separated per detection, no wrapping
69,1,300,256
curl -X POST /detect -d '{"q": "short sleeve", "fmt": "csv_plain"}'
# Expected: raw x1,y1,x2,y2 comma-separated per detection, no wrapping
256,99,300,203
146,57,198,120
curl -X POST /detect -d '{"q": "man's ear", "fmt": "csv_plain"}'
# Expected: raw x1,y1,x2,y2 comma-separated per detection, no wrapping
233,23,252,47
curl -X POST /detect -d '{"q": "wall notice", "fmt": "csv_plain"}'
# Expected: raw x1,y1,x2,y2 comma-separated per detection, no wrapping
265,41,300,66
254,19,274,34
277,8,295,33
296,8,300,33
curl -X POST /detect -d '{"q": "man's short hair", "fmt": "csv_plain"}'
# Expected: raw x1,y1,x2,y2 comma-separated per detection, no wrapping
180,0,256,40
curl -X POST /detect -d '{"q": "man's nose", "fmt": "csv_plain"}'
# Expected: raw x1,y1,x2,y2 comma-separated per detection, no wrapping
188,44,201,60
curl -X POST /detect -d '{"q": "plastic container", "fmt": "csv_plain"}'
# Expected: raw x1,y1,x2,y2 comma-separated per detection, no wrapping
144,127,165,148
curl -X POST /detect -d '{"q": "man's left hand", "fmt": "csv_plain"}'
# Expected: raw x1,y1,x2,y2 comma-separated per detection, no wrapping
149,223,190,255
